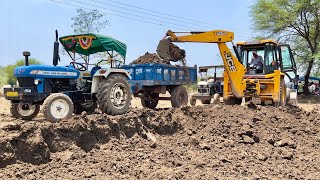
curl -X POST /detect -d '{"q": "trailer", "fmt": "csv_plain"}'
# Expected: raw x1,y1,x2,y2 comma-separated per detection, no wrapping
121,63,197,109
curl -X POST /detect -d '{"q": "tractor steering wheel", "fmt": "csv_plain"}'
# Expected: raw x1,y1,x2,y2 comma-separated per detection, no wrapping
70,62,87,71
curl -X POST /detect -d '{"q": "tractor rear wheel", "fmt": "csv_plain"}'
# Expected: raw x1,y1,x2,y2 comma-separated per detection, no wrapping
43,93,74,123
97,74,131,115
170,86,188,108
141,93,159,109
10,103,40,120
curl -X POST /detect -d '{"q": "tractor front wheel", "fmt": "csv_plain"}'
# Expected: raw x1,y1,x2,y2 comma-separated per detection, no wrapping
10,103,40,120
42,93,74,123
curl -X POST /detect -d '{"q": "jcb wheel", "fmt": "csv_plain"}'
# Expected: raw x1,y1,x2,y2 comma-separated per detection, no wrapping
10,103,40,120
273,79,286,107
43,93,74,123
170,86,188,108
141,93,159,109
97,74,131,115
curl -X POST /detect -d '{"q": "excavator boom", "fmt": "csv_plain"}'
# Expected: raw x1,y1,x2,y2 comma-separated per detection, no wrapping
157,30,246,98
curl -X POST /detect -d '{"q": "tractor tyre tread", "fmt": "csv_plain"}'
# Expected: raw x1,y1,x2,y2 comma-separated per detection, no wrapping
97,74,131,115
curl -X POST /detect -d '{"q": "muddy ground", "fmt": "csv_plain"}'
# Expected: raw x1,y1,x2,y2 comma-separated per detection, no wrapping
0,96,320,179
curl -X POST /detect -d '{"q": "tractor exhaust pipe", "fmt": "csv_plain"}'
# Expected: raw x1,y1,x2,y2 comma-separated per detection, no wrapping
23,51,30,66
53,30,60,66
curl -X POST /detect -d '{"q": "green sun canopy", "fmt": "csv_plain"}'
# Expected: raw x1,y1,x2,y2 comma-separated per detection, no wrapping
59,33,127,58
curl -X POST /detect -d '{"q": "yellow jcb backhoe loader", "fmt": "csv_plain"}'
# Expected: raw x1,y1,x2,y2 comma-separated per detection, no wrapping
157,30,298,107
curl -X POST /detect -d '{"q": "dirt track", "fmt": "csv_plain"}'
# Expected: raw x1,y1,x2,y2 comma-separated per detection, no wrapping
1,96,320,179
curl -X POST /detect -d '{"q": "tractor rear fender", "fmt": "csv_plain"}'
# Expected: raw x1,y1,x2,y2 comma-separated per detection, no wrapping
91,69,131,93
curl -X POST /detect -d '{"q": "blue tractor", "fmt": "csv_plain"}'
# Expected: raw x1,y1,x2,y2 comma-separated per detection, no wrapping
3,31,132,122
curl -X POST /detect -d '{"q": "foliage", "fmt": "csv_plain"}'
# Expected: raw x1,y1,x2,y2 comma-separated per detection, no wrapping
251,0,320,93
5,59,41,85
0,66,7,86
71,9,109,34
70,9,110,65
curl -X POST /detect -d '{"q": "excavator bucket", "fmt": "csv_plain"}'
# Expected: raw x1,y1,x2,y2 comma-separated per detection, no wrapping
156,39,186,62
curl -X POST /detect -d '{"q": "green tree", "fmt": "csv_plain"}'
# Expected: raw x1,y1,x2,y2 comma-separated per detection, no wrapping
71,9,109,34
0,66,7,86
5,59,41,85
70,9,110,66
251,0,320,94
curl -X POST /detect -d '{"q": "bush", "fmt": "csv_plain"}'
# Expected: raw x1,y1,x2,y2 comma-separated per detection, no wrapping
5,59,41,85
0,66,7,86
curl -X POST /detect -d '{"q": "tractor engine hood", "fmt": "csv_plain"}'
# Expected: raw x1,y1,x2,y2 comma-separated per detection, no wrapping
14,65,80,79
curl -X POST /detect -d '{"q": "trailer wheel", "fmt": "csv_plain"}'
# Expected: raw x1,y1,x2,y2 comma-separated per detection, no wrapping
273,79,286,107
74,101,97,115
97,74,131,115
43,93,74,123
170,86,188,108
201,100,211,104
10,103,40,120
141,93,159,109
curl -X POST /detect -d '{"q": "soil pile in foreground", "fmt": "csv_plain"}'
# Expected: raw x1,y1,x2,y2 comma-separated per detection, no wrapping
0,104,320,179
130,52,170,65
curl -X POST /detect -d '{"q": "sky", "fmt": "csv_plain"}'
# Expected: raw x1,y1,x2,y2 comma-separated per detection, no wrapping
1,0,255,68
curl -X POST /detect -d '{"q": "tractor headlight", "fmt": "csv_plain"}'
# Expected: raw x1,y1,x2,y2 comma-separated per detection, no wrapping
34,79,42,85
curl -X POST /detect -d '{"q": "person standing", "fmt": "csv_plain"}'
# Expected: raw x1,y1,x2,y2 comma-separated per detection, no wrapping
309,82,316,94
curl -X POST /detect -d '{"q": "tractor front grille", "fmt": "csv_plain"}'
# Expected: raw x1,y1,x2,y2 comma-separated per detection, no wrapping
17,77,35,87
198,88,209,93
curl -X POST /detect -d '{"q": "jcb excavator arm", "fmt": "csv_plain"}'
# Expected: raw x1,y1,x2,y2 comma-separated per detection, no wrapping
157,30,246,98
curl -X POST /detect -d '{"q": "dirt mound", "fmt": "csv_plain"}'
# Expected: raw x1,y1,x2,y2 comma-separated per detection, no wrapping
0,108,181,167
1,105,320,179
130,52,170,65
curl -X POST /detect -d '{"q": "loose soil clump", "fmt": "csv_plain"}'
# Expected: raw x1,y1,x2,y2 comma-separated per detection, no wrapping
130,52,170,65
